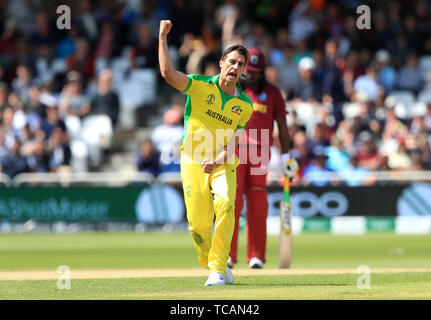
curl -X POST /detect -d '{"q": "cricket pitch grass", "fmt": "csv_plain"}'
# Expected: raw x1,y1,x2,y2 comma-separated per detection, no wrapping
1,232,431,300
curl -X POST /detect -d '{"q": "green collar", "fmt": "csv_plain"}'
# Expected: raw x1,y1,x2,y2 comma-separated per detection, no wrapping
212,73,249,111
212,73,245,98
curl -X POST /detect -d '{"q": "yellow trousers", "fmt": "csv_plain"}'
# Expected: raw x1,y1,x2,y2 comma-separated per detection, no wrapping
180,155,237,274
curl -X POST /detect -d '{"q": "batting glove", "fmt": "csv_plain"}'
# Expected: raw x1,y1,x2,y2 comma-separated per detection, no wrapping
281,153,298,179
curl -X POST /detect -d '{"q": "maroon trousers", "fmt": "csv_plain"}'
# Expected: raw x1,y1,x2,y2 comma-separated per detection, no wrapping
229,146,270,264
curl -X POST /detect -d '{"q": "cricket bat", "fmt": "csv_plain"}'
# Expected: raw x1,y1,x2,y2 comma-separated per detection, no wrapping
278,176,293,268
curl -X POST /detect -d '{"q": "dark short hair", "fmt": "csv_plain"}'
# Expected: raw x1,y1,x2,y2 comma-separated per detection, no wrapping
221,44,248,63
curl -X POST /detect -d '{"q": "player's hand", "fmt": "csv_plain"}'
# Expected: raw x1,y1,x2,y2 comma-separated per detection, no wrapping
281,154,298,180
159,20,173,38
202,159,217,174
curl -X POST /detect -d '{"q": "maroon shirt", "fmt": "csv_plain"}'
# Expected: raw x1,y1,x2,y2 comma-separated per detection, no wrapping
241,82,287,147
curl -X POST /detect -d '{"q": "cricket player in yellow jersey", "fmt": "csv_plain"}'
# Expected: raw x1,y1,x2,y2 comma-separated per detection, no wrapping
158,20,253,286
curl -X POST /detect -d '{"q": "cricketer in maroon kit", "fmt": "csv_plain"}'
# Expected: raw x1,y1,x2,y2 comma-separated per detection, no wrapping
229,48,296,268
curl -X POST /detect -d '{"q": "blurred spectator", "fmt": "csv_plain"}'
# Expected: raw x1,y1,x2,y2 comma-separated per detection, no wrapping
311,49,325,83
404,15,421,53
268,129,283,183
0,83,12,111
6,0,39,37
343,16,362,51
388,141,412,170
76,0,99,42
90,69,120,126
378,155,391,171
396,52,423,94
1,106,18,149
23,138,49,173
0,129,7,158
338,153,371,186
415,1,431,53
94,20,116,59
372,11,393,51
215,0,239,28
292,39,313,65
29,12,57,57
321,39,346,123
18,123,37,146
0,19,20,55
47,126,72,172
356,131,383,170
66,38,94,81
151,108,183,174
325,134,351,173
316,105,336,139
380,106,408,156
56,28,79,59
40,99,66,142
287,110,306,139
11,64,33,103
308,123,330,151
424,103,431,131
58,71,91,118
12,38,37,75
130,22,158,69
376,49,397,93
321,3,345,39
387,2,403,38
288,0,317,46
289,130,311,179
388,34,412,67
26,80,46,121
274,44,300,97
353,62,383,103
0,139,27,178
136,139,160,176
302,145,334,187
330,25,351,59
114,0,141,28
291,57,322,102
268,28,289,66
409,149,426,170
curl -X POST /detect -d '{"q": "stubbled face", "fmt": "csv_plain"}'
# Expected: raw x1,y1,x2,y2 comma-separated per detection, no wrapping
219,51,245,84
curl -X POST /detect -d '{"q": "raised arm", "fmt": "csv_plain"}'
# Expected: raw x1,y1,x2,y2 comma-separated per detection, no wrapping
158,20,190,92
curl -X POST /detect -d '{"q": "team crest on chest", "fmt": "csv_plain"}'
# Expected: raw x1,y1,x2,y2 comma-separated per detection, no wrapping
206,94,215,105
231,105,242,115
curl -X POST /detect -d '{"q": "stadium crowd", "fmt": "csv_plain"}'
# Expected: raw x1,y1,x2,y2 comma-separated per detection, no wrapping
1,0,431,186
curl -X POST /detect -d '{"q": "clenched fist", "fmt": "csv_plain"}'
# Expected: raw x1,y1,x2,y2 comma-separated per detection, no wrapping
202,158,216,174
159,20,173,38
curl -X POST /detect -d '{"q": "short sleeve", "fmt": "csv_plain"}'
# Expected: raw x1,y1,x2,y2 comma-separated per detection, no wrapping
237,102,253,129
182,74,198,95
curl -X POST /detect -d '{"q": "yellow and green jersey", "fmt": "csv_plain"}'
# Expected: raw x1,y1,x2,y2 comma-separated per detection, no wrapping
181,74,253,164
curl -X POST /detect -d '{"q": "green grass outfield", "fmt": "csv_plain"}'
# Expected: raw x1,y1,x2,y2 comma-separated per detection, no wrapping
0,232,431,299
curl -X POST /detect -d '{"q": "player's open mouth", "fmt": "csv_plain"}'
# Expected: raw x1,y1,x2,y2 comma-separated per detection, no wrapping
227,72,236,79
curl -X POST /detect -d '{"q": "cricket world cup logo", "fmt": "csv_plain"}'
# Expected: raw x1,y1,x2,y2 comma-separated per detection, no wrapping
231,105,242,115
206,94,215,105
